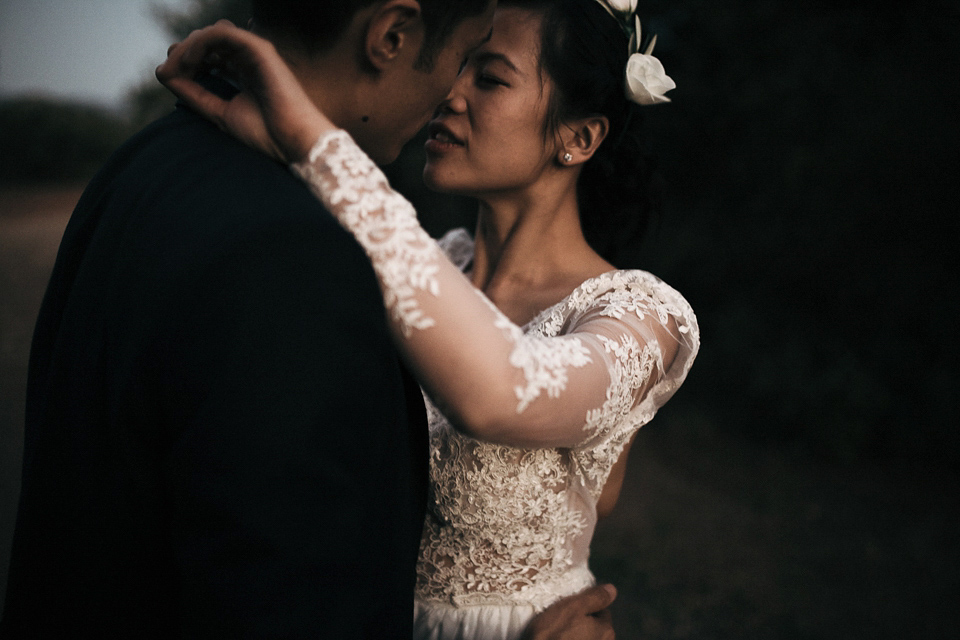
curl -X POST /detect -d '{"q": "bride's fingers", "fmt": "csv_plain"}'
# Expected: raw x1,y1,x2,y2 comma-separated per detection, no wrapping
159,22,248,72
156,73,231,129
159,25,278,99
157,20,329,163
156,24,277,128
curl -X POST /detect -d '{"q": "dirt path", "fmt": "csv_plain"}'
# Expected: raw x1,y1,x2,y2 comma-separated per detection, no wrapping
0,184,80,613
593,408,959,638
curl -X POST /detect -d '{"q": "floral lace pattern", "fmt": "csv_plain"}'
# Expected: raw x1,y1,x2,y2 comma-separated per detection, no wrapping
413,232,699,611
419,396,593,607
292,131,442,336
290,132,699,612
496,313,594,413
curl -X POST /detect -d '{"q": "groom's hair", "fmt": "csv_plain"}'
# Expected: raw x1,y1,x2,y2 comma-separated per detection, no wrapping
250,0,491,69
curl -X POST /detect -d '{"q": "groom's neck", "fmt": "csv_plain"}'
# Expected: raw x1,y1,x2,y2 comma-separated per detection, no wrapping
253,23,376,145
263,46,364,136
286,50,367,134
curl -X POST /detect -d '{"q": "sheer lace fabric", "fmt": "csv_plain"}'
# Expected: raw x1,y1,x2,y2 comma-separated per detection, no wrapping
414,230,697,617
291,131,699,635
293,131,443,335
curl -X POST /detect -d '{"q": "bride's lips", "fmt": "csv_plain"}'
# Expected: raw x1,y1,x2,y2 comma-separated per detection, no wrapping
425,121,465,154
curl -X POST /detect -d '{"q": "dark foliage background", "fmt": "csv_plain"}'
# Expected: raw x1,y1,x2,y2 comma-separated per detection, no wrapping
388,0,960,465
2,0,958,637
641,0,959,464
0,98,132,184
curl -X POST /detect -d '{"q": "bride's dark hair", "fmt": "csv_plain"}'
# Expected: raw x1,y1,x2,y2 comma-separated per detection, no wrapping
504,0,663,265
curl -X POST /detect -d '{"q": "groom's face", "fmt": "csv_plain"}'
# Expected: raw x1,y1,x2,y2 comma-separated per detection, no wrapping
358,1,497,164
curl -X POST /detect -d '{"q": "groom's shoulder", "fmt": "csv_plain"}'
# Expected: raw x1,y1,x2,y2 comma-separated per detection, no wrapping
67,107,363,286
103,106,340,232
127,107,303,198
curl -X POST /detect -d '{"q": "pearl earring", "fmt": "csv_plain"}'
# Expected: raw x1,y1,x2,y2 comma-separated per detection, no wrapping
563,152,573,163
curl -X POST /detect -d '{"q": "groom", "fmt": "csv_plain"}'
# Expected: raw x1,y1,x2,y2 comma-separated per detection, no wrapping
1,1,615,638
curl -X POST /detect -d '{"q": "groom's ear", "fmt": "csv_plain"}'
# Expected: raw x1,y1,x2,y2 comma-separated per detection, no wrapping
364,0,425,72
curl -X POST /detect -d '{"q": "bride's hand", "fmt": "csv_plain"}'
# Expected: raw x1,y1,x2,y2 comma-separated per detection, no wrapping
156,20,334,164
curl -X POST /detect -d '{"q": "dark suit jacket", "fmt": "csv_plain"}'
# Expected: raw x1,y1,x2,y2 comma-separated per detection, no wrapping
1,105,427,638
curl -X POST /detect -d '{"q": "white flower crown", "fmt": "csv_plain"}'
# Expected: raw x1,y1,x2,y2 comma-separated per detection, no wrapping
593,0,676,105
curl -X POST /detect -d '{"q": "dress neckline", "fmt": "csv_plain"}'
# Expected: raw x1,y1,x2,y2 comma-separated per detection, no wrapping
440,228,647,331
520,268,634,330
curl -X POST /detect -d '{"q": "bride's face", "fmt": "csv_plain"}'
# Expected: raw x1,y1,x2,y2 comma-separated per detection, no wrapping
423,7,557,196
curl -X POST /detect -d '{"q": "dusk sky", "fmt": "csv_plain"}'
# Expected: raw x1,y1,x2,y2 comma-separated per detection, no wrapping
0,0,190,108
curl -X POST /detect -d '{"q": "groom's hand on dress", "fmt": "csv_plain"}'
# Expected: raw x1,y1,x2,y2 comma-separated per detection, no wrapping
521,584,617,640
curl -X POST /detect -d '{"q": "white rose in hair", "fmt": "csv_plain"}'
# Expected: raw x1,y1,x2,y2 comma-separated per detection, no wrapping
625,53,676,105
608,0,638,13
595,0,638,19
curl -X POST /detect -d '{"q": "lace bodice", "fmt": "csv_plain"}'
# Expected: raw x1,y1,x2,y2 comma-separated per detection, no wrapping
291,131,699,610
415,231,697,609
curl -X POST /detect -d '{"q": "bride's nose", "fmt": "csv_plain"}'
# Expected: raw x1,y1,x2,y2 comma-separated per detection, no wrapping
436,76,469,116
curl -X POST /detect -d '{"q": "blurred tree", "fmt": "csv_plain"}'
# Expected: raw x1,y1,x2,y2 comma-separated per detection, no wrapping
126,0,253,129
633,0,960,463
0,98,130,183
151,0,253,40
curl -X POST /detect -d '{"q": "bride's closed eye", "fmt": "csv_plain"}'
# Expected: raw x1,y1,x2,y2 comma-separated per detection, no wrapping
472,58,512,89
475,70,509,89
469,52,518,90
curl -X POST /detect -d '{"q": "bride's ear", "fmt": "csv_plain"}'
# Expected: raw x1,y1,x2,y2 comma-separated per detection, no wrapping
558,116,610,166
364,0,424,72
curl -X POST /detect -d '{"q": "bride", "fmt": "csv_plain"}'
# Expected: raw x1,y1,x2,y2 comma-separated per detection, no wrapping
158,1,699,638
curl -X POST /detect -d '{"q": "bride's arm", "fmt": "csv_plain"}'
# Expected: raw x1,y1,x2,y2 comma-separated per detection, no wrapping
290,130,693,449
158,24,698,450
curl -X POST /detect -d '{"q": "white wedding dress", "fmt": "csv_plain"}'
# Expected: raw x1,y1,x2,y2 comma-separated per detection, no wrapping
291,131,699,640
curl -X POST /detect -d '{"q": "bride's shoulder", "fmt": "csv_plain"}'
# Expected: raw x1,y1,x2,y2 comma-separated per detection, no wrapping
567,269,699,338
437,228,474,272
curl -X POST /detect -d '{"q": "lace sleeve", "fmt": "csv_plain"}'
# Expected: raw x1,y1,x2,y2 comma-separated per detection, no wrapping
292,130,698,449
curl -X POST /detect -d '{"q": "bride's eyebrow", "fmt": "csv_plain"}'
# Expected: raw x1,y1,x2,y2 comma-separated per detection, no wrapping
472,51,519,74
